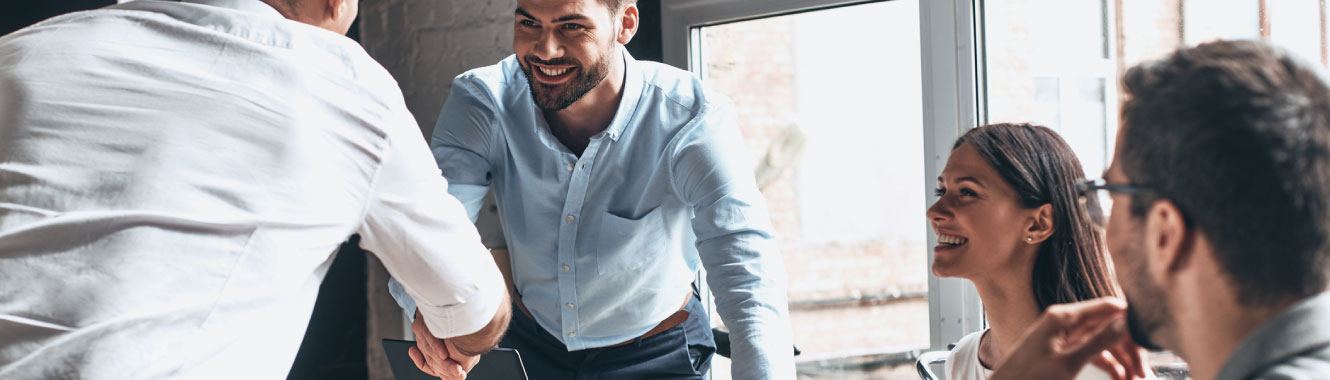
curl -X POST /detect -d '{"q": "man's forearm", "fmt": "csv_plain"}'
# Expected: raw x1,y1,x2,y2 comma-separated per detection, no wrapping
701,234,796,379
448,290,511,357
721,301,796,379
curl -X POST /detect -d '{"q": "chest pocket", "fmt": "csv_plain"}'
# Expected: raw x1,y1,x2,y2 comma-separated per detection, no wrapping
595,206,668,274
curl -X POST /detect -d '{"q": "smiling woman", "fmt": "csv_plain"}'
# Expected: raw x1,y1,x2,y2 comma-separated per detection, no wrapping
932,124,1113,305
928,123,1128,380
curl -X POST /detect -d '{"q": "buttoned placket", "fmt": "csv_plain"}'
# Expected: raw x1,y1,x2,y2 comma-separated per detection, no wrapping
536,47,638,349
554,137,604,349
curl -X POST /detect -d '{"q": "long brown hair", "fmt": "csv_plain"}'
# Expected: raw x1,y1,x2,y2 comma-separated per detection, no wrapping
954,123,1117,310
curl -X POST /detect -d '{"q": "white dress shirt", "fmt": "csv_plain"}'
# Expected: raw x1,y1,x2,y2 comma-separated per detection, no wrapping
0,1,504,379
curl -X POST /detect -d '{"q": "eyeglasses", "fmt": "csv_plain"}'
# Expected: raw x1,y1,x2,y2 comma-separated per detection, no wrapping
1077,178,1150,197
1076,179,1152,227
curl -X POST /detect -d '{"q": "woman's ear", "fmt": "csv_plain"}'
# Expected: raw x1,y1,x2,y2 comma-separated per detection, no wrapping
1026,203,1055,244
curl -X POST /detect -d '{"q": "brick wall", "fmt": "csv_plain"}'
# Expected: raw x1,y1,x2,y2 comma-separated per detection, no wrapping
359,0,516,139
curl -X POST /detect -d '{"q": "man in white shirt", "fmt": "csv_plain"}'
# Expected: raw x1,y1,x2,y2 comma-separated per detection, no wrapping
0,0,508,379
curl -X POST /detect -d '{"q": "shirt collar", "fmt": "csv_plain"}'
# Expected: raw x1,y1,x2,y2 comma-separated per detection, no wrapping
1214,291,1330,380
178,0,284,18
602,45,643,141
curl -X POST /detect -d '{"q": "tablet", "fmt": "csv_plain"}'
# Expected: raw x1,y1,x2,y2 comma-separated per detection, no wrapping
381,339,529,380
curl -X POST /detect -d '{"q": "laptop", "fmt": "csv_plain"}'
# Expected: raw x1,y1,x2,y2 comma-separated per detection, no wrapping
381,339,529,380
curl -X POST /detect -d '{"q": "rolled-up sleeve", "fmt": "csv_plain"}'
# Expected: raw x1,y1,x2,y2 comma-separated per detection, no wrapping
431,78,498,223
386,76,501,323
358,101,504,339
669,100,796,380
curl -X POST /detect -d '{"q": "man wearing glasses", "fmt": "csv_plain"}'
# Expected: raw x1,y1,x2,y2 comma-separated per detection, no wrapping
992,40,1330,380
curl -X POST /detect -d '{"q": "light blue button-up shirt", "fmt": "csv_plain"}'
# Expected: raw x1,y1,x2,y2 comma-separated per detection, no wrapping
389,48,794,378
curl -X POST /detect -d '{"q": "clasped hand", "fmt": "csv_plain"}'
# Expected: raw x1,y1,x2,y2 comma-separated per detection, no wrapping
409,310,482,380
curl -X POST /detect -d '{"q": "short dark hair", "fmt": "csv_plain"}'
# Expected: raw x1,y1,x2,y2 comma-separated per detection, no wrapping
1120,40,1330,305
598,0,637,12
955,123,1118,310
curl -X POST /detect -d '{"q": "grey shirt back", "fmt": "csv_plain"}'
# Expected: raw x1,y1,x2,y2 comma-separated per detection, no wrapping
1215,292,1330,380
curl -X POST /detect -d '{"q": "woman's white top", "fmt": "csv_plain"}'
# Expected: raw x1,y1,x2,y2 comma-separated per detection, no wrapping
945,329,1125,380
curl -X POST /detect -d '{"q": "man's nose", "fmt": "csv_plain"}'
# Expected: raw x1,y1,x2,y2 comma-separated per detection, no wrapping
534,29,561,61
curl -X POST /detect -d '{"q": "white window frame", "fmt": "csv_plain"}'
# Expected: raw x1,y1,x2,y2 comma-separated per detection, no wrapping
661,0,985,352
976,0,1120,177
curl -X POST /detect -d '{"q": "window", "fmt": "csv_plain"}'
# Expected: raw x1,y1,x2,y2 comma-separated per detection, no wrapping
667,0,983,378
693,2,927,378
666,0,1330,377
983,0,1115,178
985,0,1330,180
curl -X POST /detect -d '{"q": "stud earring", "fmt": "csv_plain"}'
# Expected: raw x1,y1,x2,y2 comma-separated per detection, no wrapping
1026,237,1033,242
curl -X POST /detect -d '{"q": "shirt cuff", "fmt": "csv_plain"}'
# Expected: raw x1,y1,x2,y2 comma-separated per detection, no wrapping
398,263,506,339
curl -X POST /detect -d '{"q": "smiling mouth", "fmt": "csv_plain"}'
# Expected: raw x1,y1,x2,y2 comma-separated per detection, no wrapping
937,233,969,247
539,66,571,76
531,62,577,84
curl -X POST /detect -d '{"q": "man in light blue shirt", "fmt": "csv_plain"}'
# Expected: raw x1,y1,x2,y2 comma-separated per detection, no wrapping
389,0,794,379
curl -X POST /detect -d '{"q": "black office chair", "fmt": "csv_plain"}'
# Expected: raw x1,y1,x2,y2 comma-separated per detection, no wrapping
711,328,801,358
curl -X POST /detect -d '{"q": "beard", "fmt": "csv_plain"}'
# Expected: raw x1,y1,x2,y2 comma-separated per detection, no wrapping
1125,302,1164,351
1120,236,1170,351
520,49,613,112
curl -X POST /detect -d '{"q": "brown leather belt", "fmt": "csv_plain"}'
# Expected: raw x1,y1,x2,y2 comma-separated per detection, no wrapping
515,291,692,347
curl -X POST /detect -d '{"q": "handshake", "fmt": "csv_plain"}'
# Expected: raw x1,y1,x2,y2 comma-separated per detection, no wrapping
409,298,512,379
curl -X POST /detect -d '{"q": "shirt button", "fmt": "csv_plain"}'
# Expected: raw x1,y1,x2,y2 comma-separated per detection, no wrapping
566,163,574,171
566,303,575,308
567,332,576,338
581,163,588,169
566,215,575,223
562,264,570,271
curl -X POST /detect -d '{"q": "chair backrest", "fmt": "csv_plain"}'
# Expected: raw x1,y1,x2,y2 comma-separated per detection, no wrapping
711,328,800,359
915,350,950,380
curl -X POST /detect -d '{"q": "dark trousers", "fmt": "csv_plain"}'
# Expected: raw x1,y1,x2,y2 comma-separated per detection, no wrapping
498,292,716,380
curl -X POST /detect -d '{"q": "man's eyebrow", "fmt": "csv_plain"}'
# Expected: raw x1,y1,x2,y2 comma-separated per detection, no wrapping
554,14,590,23
514,8,591,23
